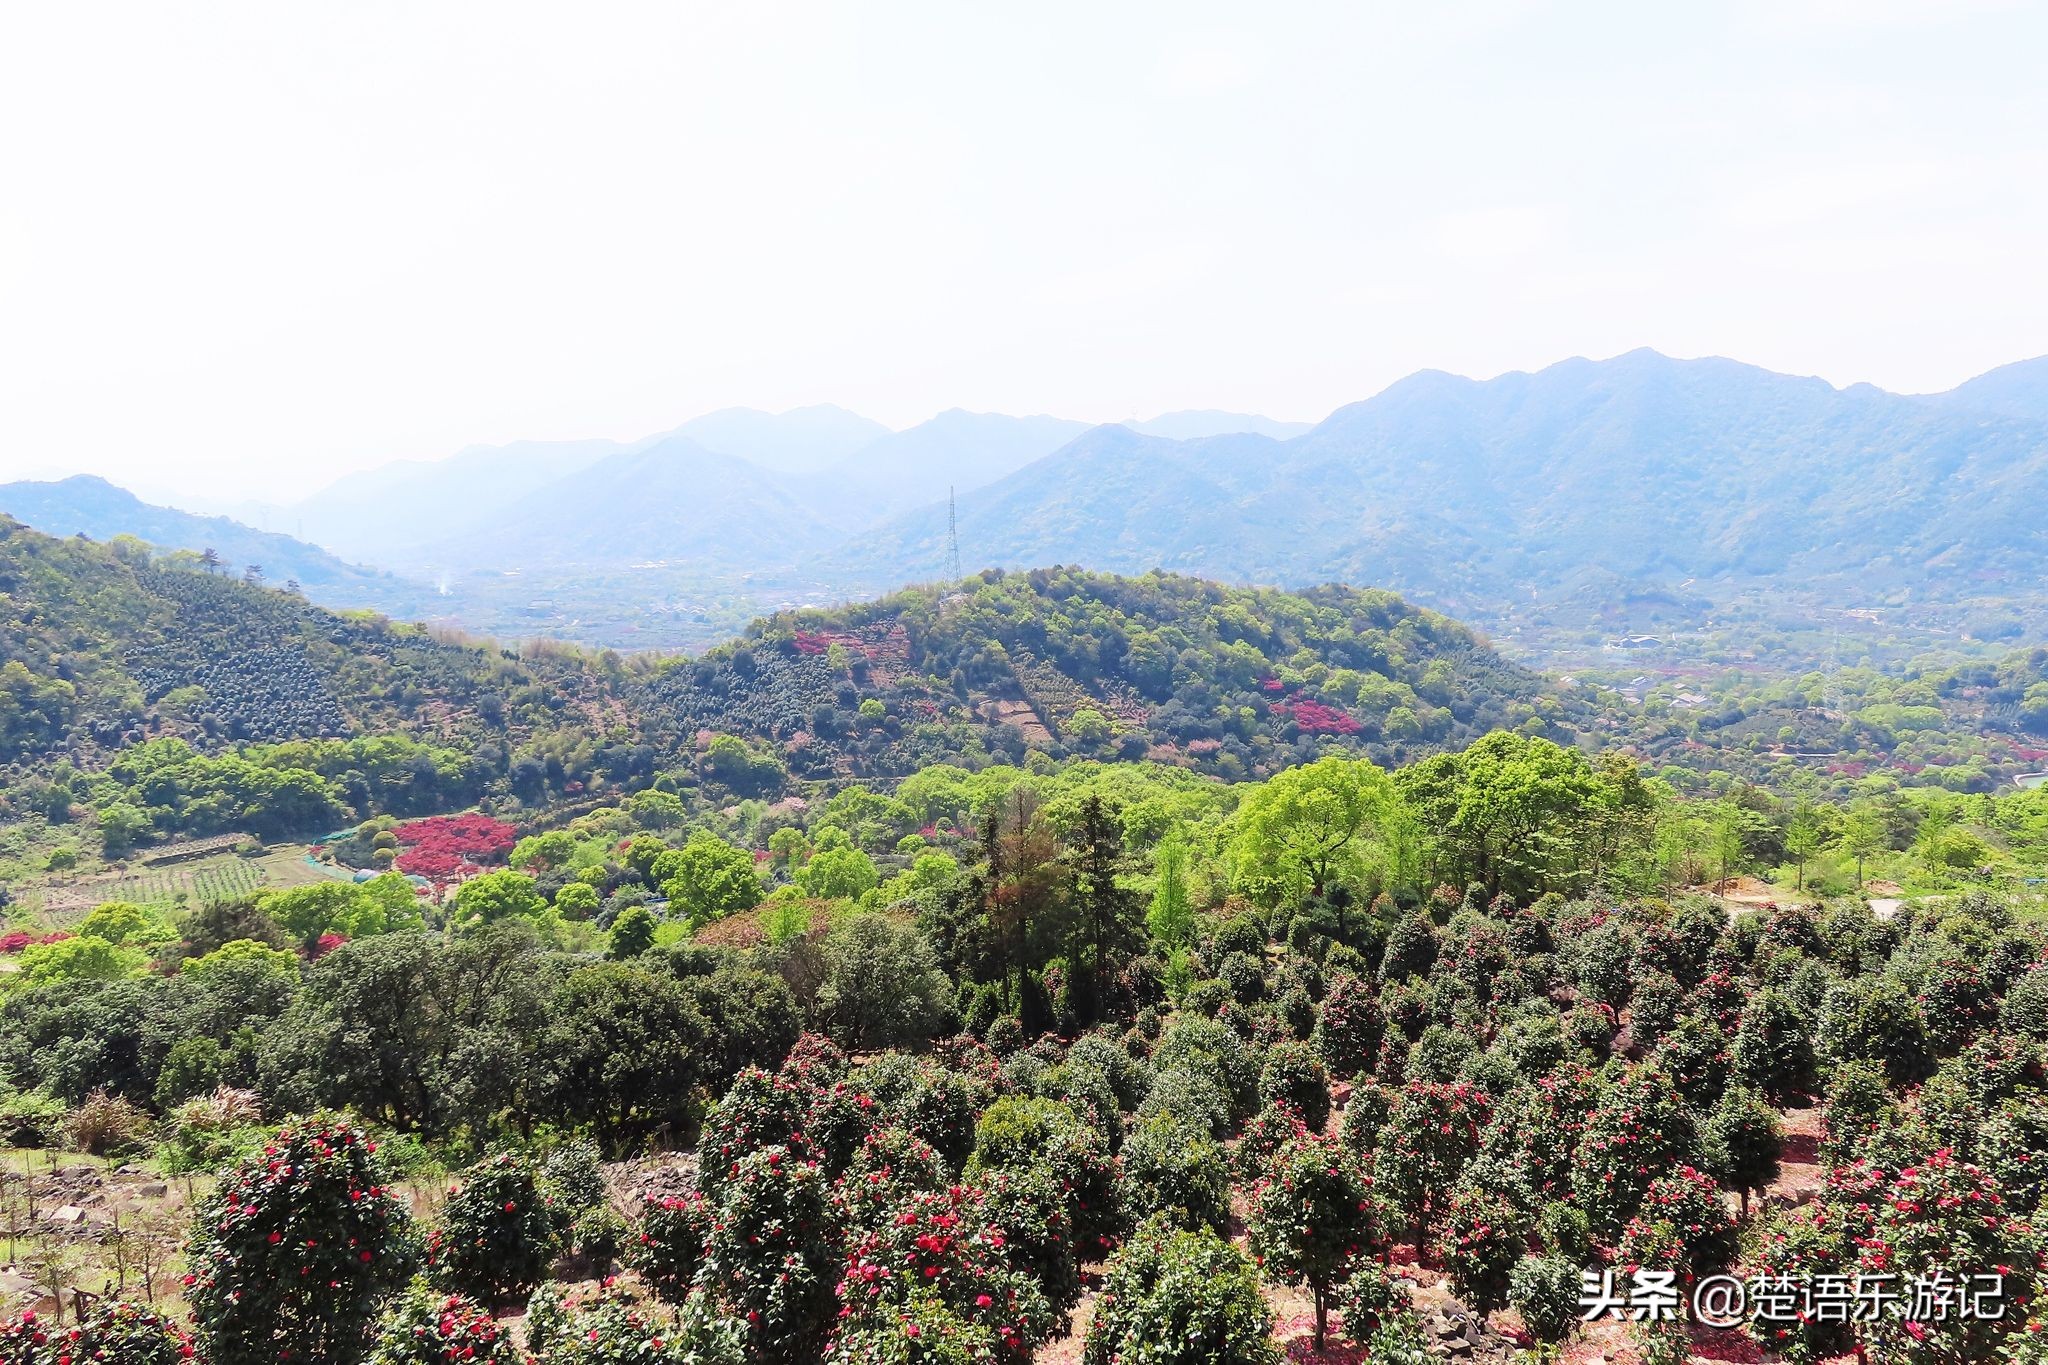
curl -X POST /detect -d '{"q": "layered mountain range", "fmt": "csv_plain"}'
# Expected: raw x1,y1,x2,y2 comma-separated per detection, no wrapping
5,350,2046,651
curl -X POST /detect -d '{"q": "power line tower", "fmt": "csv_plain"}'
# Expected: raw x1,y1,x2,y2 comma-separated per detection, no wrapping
946,486,962,583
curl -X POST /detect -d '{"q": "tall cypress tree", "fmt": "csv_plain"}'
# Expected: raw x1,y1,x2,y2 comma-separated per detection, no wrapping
1063,795,1142,1027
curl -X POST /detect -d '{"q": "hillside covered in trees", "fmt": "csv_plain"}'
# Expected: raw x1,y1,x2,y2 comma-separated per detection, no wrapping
12,519,2048,883
1,524,1593,843
639,567,1588,785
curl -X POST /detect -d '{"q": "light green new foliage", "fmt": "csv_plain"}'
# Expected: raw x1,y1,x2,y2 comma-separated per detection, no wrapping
1147,831,1193,949
1228,755,1405,908
76,900,179,950
14,934,146,988
659,831,763,930
182,938,300,983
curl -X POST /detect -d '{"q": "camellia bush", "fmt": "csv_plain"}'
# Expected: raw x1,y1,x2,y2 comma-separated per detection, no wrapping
975,1166,1085,1317
1,1302,196,1364
391,813,517,882
831,1182,1056,1363
696,1145,838,1365
1258,1038,1332,1131
1083,1215,1278,1365
185,1115,417,1365
1118,1113,1231,1235
1433,1182,1530,1313
966,1095,1123,1256
1570,1064,1699,1239
1615,1164,1738,1281
627,1189,714,1303
829,1126,951,1238
1247,1131,1380,1351
1237,1100,1309,1183
425,1150,564,1305
1507,1254,1581,1347
541,1295,745,1365
1372,1080,1490,1253
696,1067,813,1198
1842,1149,2037,1363
366,1287,525,1365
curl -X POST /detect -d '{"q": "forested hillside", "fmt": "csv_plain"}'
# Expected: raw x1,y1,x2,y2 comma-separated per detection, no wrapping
8,712,2048,1360
0,517,655,842
638,567,1588,784
12,518,2048,879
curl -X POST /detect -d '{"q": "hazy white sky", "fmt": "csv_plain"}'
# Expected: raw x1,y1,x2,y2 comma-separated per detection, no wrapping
3,0,2045,502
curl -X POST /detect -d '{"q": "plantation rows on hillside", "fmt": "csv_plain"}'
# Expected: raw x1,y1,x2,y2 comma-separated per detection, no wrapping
0,518,642,776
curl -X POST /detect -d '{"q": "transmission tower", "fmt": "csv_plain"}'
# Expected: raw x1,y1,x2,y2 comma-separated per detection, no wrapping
947,486,962,582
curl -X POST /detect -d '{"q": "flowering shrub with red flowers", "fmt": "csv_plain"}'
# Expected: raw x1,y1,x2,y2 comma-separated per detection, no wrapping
1686,965,1746,1033
0,1308,48,1362
830,1183,1056,1364
425,1150,564,1306
1274,699,1361,735
1336,1080,1395,1162
2,1302,196,1364
1615,1164,1737,1281
1258,1039,1332,1132
965,1095,1122,1257
696,1145,839,1365
1372,1080,1491,1253
1746,1204,1852,1361
1479,1061,1597,1201
697,1068,816,1200
782,1031,851,1083
852,1052,981,1171
185,1115,417,1365
391,813,517,882
1653,1011,1732,1109
1844,1149,2039,1363
1570,1064,1700,1239
831,1127,951,1239
1234,1099,1309,1183
626,1190,714,1303
366,1287,524,1365
540,1296,742,1364
972,1168,1084,1317
0,930,70,954
1433,1181,1531,1314
804,1079,884,1178
1082,1215,1277,1365
1246,1131,1382,1351
1921,951,1996,1054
